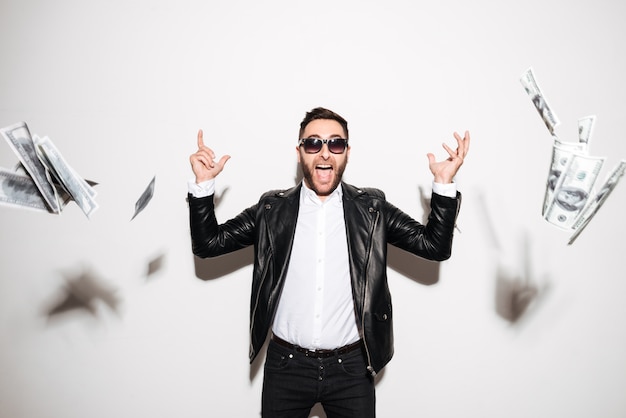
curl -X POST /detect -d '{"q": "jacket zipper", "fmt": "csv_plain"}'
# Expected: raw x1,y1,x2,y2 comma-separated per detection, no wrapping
249,246,272,360
454,193,462,233
361,206,379,377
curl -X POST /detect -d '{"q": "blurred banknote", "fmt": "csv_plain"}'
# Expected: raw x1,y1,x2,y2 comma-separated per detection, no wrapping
131,175,155,220
568,160,626,244
0,168,51,212
0,167,98,212
520,67,560,135
577,115,596,146
544,153,605,229
33,135,98,218
542,140,587,216
1,122,61,213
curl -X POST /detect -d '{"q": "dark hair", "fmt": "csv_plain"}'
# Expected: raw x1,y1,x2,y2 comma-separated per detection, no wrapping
299,107,349,139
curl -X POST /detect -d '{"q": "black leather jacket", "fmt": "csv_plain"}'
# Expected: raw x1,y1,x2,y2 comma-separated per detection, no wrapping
188,182,461,375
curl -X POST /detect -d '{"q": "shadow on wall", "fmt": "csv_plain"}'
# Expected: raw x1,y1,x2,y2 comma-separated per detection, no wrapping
492,230,552,326
43,266,121,321
193,246,254,281
388,245,440,286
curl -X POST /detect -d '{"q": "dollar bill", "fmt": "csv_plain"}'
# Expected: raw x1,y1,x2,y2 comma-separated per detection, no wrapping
33,135,98,218
131,175,156,220
577,115,596,146
0,167,98,212
0,168,51,212
568,160,626,245
544,153,605,229
520,67,560,135
542,140,587,215
1,122,61,213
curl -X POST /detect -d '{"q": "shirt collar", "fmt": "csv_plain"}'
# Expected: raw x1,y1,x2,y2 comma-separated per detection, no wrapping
301,181,343,206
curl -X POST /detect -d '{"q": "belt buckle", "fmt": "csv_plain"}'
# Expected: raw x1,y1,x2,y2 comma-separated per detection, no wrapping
305,348,332,358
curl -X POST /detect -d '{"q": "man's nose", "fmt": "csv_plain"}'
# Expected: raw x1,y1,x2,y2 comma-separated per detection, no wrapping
319,143,331,158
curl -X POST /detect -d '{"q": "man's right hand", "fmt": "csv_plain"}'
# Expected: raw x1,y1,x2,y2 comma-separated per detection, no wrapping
189,129,231,183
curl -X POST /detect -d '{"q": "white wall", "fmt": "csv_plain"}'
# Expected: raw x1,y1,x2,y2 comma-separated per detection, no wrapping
1,0,625,417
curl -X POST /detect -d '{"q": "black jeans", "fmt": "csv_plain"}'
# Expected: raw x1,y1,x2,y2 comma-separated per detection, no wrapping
262,339,376,418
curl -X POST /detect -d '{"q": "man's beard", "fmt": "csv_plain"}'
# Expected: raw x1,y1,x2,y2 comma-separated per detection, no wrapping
300,160,347,197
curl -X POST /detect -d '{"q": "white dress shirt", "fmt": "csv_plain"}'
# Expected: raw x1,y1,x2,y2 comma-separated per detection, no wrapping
272,182,359,350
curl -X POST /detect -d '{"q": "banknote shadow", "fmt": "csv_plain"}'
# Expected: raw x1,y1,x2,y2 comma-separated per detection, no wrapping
43,266,121,323
493,231,552,325
495,268,552,325
146,252,166,278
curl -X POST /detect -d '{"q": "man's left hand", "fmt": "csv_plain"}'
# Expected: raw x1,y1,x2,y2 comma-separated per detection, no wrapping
427,131,470,184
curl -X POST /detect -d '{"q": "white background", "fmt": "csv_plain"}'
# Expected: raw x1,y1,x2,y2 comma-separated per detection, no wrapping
1,0,625,417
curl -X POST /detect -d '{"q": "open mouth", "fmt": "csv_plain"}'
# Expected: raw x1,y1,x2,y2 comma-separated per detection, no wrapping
315,164,333,181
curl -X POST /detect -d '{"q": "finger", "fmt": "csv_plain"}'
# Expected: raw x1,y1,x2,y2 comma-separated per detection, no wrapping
463,130,470,155
195,139,216,161
216,155,231,170
441,142,457,159
453,132,464,151
453,131,470,157
197,129,205,149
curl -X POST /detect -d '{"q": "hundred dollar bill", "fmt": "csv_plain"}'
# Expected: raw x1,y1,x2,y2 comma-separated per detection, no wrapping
577,115,596,146
0,168,97,212
1,122,61,213
0,167,50,212
568,160,626,245
520,67,560,135
33,135,98,218
32,135,97,201
542,140,587,215
131,175,155,220
544,153,605,229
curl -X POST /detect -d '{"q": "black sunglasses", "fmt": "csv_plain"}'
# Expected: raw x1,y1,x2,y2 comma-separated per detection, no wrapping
299,137,349,154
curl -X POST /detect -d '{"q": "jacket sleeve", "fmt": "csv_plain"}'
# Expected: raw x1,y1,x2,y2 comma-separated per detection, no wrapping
187,193,257,258
385,192,461,261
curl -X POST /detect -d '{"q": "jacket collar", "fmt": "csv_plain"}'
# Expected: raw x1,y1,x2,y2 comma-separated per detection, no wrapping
271,181,367,202
340,182,368,201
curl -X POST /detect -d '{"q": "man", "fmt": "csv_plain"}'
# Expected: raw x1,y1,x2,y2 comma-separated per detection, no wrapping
187,107,470,417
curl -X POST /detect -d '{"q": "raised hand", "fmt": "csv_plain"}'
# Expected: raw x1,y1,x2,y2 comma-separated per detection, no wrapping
427,131,470,184
189,129,231,183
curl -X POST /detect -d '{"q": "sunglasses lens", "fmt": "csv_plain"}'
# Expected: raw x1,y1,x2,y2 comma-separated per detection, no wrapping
303,138,322,153
328,139,347,154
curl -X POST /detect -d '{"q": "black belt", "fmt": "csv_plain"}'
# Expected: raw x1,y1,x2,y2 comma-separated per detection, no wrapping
271,334,363,358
